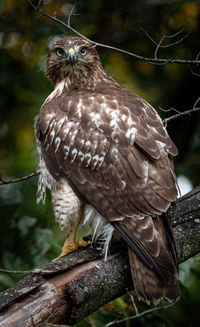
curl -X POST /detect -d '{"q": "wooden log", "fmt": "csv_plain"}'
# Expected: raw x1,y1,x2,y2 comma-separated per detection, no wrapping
0,186,200,326
0,249,131,326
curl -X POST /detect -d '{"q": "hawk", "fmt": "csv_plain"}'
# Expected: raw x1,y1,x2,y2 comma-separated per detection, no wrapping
35,36,179,304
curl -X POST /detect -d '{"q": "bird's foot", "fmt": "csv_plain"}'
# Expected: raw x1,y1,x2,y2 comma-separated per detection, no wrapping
76,238,88,248
54,238,88,260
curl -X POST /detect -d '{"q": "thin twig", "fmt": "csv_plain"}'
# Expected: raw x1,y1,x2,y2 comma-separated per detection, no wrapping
67,1,77,26
36,0,42,10
162,97,200,126
0,268,38,275
193,96,200,108
163,106,200,125
147,28,191,60
26,0,200,66
140,27,189,49
0,268,42,275
0,170,39,186
188,64,200,77
195,52,200,69
0,267,55,275
129,294,139,315
103,303,174,327
154,35,165,60
160,107,181,114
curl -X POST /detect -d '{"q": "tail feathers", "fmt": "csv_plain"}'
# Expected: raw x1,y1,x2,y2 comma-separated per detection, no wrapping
128,247,179,304
112,215,179,304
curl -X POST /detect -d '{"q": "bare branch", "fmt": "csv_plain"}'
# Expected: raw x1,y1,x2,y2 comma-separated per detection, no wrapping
140,27,158,46
26,0,200,66
196,51,200,62
163,107,200,125
0,268,36,275
36,0,42,10
0,268,57,276
162,97,200,125
103,303,174,327
129,294,139,315
160,107,181,114
67,1,78,26
26,0,91,42
140,27,189,49
140,27,191,62
193,97,200,109
188,64,200,77
154,36,164,60
0,170,40,186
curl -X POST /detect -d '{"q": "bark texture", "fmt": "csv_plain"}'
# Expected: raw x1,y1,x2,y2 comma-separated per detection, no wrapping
0,186,200,326
168,186,200,262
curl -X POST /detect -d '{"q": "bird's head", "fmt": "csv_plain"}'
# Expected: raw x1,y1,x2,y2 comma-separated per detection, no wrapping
46,37,103,88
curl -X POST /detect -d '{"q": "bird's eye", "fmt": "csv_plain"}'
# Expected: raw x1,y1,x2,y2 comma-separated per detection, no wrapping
56,48,64,57
80,47,87,56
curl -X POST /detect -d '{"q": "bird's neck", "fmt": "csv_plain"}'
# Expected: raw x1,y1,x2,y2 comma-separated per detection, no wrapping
54,66,115,92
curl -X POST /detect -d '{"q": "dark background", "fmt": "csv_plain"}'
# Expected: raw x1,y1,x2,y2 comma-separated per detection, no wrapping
0,0,200,326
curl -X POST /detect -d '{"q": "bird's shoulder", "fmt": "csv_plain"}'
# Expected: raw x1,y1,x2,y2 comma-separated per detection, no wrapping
36,84,177,160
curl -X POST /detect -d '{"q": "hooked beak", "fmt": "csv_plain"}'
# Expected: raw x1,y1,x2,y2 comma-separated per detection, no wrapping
68,48,76,65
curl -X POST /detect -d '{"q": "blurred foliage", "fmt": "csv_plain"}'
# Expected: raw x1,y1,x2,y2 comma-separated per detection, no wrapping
0,0,200,326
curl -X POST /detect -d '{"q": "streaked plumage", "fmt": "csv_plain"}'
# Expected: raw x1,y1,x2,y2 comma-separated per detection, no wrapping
35,36,179,304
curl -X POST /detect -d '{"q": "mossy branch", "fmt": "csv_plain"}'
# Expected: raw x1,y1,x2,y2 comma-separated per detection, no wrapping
0,187,200,326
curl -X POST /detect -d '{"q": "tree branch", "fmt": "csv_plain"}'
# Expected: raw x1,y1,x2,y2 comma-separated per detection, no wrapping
162,97,200,126
140,27,190,51
163,106,200,125
103,302,174,327
25,0,200,66
0,186,200,326
0,170,39,186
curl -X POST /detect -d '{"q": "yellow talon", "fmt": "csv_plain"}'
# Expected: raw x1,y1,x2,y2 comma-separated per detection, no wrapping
54,238,88,260
77,238,88,247
61,237,88,256
54,208,87,261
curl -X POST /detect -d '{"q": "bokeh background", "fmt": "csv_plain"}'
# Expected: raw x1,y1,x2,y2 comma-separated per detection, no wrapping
0,0,200,326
